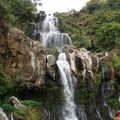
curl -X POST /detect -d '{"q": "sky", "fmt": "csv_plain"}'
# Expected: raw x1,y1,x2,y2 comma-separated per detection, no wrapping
39,0,90,14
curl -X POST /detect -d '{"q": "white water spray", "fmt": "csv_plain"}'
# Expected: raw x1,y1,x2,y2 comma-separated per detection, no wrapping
41,15,72,49
41,14,78,120
11,114,14,120
57,53,78,120
0,108,9,120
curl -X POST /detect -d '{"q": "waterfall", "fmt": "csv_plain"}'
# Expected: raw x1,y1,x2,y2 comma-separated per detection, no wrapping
0,108,14,120
11,114,14,120
57,53,78,120
0,108,9,120
41,15,72,50
96,110,103,120
41,14,78,120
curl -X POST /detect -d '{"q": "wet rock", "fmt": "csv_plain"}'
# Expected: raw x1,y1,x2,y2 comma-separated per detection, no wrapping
63,46,94,90
9,96,46,120
92,55,99,72
47,54,56,67
46,54,56,81
10,96,27,111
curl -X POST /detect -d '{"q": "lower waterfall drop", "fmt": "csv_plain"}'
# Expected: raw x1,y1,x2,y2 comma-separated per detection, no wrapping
57,53,78,120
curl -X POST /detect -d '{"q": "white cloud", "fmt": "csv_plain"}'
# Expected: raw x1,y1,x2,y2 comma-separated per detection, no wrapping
38,0,90,14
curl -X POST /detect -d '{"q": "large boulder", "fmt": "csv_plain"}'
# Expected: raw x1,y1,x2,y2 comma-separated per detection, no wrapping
46,54,56,81
63,46,94,90
10,96,27,111
9,96,46,120
0,28,46,88
63,46,115,92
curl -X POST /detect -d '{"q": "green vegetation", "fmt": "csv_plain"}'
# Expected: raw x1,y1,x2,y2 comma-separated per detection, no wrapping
1,0,120,118
0,0,14,34
0,64,13,97
107,95,120,110
113,53,120,70
75,85,88,104
57,0,120,51
21,100,41,108
0,104,14,113
0,0,40,35
97,22,120,50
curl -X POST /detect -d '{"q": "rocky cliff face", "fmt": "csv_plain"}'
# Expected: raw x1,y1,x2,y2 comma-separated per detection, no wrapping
0,27,119,120
0,28,46,88
62,46,117,120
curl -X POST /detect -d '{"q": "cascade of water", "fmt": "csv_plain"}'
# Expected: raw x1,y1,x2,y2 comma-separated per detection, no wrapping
0,108,9,120
41,14,79,120
11,114,14,120
108,106,114,119
57,53,78,120
96,110,103,120
41,15,72,49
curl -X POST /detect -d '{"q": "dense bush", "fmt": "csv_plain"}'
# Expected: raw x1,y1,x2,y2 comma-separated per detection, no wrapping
0,65,13,97
58,0,120,51
0,0,38,35
0,0,14,34
107,0,120,10
8,0,37,25
97,22,120,50
82,0,102,14
113,53,120,70
22,100,41,108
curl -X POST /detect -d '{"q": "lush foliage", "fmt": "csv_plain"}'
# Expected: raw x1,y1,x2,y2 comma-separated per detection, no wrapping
57,0,120,51
113,53,120,70
0,104,14,113
21,100,41,108
0,0,38,34
97,22,120,48
107,95,120,110
0,0,14,34
0,64,25,103
0,65,13,97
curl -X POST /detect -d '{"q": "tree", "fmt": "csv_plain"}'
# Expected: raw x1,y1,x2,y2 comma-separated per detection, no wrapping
0,0,15,35
107,0,120,10
0,0,39,34
97,22,120,49
82,0,102,14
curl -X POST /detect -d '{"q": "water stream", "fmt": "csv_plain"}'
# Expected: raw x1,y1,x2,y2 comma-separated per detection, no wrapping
41,14,79,120
41,15,72,50
57,53,78,120
0,108,14,120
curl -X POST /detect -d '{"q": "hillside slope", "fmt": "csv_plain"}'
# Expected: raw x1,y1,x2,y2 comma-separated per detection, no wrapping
56,0,120,52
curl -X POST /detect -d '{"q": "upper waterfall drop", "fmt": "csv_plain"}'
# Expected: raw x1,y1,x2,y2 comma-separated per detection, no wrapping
42,15,59,32
41,15,72,49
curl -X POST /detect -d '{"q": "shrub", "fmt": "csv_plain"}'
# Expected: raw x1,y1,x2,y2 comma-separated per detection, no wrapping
82,0,102,14
0,0,14,34
0,65,13,97
113,53,120,70
96,22,120,50
21,100,41,108
0,104,14,113
0,0,38,34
